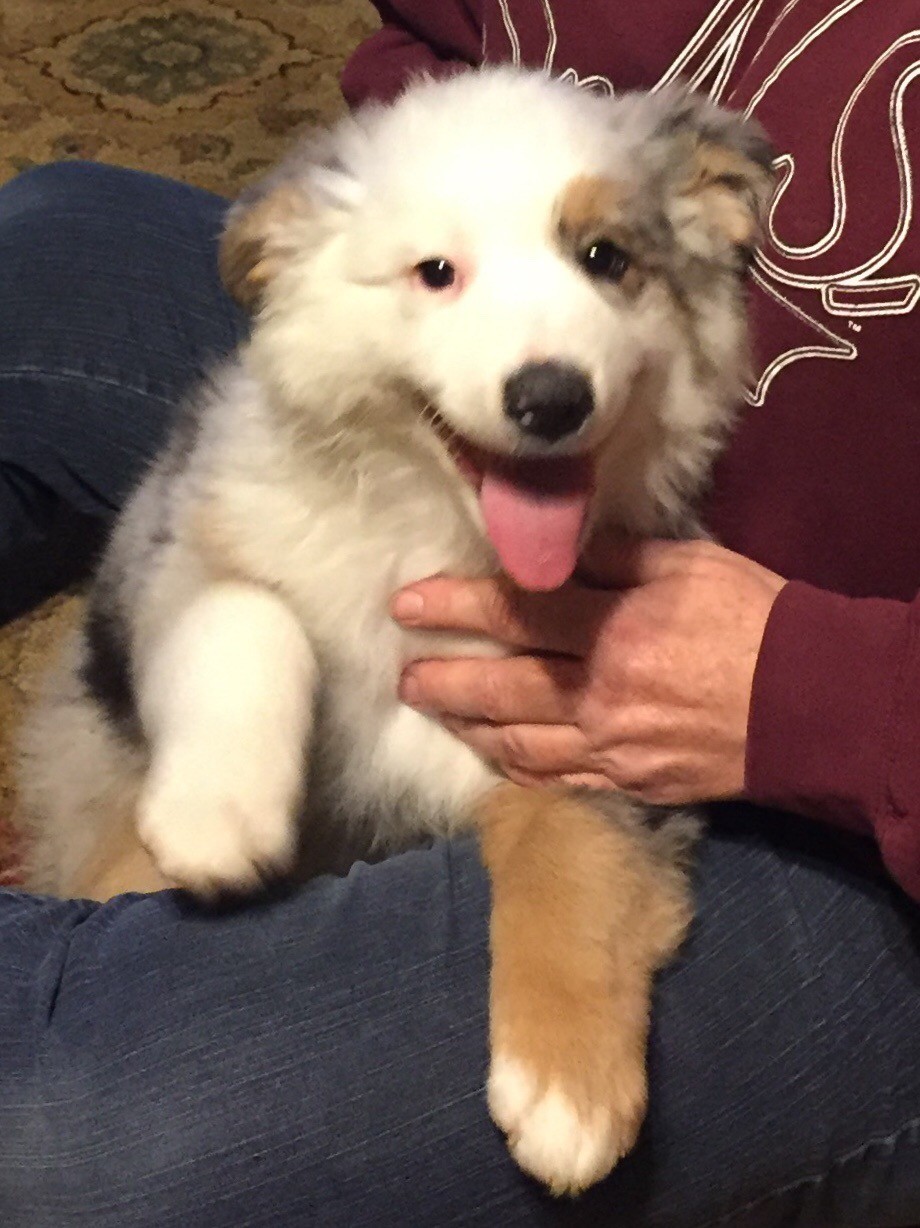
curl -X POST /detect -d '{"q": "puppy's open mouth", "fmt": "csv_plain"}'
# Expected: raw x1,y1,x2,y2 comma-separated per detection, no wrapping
433,419,595,592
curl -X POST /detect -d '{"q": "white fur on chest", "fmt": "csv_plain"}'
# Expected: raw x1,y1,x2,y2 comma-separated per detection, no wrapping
208,390,505,842
288,496,503,843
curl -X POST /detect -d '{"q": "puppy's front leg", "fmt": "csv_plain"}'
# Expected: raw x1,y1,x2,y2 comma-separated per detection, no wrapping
476,784,692,1196
136,581,316,899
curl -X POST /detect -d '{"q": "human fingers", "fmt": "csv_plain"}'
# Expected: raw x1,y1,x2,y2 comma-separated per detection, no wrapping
400,654,584,724
441,717,593,777
391,576,608,656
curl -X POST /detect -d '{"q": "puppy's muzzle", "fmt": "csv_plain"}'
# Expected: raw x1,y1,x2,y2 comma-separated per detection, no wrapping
503,361,594,444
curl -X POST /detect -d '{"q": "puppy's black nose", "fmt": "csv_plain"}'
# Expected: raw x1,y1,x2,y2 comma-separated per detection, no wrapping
503,362,594,443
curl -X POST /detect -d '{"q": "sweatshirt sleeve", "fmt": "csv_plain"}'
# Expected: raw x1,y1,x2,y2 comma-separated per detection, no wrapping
745,580,920,900
341,1,483,109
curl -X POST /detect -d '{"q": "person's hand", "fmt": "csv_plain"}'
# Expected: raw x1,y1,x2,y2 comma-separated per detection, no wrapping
390,538,787,804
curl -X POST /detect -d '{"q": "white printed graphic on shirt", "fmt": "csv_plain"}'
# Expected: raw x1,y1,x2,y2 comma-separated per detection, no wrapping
490,0,919,404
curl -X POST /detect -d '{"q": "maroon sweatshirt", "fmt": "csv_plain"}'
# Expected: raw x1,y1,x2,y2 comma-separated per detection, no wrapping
342,0,920,902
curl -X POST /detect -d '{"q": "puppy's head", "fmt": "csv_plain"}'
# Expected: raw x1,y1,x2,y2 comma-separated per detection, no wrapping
221,69,774,588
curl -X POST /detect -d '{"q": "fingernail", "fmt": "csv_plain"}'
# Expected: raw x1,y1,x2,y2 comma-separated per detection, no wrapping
392,591,424,622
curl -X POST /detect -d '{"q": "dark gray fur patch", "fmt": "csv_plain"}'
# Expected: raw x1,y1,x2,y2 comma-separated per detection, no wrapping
651,91,775,177
80,595,143,746
158,394,203,482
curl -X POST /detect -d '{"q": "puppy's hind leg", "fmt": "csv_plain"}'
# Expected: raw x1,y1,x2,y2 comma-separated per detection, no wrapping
136,581,316,900
475,784,694,1197
16,640,163,901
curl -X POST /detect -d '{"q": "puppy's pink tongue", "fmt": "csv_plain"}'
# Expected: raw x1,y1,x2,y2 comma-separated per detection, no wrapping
479,456,594,591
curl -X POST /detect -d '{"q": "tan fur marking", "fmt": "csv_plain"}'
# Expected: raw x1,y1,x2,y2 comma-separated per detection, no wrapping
219,185,310,309
70,819,171,902
682,141,772,248
555,175,646,298
588,358,673,529
188,501,255,584
475,783,691,1192
556,175,625,237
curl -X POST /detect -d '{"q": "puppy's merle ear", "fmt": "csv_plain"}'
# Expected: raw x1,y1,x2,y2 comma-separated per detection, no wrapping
219,139,363,310
219,181,311,310
654,91,776,266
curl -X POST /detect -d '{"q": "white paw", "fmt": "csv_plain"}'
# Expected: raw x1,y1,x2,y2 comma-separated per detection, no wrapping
137,768,298,899
488,1054,627,1196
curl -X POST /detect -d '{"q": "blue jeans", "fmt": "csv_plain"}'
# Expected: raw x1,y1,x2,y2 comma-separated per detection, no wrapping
1,163,919,1228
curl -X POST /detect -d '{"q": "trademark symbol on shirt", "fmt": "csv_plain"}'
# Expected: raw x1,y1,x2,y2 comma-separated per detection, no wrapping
847,320,862,333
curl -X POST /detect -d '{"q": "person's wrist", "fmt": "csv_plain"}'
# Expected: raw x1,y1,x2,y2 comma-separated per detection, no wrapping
745,581,909,832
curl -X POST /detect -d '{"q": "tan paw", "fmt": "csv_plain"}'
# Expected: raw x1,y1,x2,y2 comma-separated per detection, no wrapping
137,772,297,900
488,1048,646,1196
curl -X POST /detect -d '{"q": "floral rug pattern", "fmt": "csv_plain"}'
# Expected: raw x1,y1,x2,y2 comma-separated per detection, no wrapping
61,7,283,111
0,0,378,880
1,0,376,194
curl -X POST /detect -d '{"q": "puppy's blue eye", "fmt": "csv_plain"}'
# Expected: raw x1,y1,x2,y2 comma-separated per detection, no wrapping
579,240,630,283
416,258,456,290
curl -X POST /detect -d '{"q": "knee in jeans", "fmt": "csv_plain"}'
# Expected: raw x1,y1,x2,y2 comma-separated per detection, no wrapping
0,161,135,219
0,161,209,239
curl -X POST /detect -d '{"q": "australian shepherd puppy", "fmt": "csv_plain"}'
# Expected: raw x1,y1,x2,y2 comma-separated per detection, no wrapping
17,68,773,1194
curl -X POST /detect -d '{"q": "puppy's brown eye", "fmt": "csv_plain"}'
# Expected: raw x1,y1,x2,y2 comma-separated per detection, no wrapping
579,240,630,284
416,258,456,290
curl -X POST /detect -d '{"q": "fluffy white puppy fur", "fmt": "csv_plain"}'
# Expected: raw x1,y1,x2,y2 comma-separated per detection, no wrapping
18,68,773,1194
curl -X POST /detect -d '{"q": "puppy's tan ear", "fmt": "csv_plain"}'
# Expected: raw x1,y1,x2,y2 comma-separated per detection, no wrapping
655,92,776,264
219,130,363,309
219,183,312,310
685,140,773,249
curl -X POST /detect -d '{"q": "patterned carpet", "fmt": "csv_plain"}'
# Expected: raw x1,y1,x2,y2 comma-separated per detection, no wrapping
0,0,378,882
